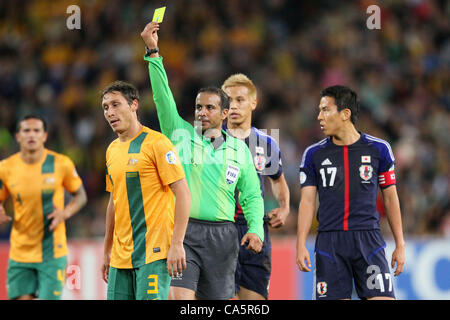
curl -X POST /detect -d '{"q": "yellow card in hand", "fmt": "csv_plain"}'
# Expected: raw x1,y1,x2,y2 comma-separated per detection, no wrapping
152,6,166,23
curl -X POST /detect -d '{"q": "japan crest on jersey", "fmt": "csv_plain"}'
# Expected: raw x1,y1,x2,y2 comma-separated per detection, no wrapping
226,164,240,184
253,155,266,172
359,164,373,181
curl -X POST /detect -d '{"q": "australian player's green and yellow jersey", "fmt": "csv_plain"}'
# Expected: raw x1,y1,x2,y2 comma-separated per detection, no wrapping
145,56,264,242
0,149,82,263
105,126,185,269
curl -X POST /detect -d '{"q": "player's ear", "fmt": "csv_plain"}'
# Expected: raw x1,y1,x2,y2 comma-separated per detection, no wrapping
251,97,257,111
130,99,139,112
221,108,229,120
340,108,351,122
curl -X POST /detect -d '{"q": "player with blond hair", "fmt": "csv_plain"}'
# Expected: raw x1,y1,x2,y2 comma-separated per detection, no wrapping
222,73,290,300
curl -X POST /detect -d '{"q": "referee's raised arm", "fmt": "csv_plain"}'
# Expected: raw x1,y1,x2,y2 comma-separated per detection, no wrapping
141,22,187,139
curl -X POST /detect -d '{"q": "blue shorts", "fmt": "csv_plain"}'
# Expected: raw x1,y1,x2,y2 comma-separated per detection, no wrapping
314,230,395,300
235,220,271,299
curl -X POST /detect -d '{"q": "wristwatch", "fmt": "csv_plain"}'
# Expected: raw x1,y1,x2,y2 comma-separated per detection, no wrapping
145,46,159,56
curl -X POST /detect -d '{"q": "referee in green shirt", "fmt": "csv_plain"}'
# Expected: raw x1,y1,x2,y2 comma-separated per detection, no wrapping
141,22,264,300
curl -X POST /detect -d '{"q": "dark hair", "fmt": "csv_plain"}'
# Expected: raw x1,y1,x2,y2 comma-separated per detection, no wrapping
197,86,230,111
320,85,360,124
101,80,140,105
16,114,48,132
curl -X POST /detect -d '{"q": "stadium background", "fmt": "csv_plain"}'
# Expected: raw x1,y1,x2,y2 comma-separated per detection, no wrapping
0,0,448,299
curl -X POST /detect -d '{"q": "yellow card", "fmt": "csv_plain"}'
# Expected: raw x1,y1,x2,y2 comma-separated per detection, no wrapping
152,6,166,23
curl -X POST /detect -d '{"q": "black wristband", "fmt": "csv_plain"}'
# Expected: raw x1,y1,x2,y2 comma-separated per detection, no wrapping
145,46,159,56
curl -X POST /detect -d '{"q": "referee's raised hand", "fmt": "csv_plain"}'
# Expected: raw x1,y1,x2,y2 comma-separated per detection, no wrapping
141,22,159,52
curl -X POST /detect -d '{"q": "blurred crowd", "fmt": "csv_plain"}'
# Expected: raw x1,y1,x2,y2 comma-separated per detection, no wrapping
0,0,448,239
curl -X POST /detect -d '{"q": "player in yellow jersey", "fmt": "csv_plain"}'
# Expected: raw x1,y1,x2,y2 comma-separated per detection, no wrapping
0,114,87,300
100,81,191,300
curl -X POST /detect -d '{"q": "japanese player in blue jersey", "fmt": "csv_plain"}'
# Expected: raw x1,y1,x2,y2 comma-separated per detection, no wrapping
296,85,405,300
222,74,290,300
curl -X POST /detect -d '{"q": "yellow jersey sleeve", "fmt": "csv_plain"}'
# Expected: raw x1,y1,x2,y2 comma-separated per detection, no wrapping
0,160,9,201
105,146,113,193
151,135,185,186
105,168,113,193
61,155,82,193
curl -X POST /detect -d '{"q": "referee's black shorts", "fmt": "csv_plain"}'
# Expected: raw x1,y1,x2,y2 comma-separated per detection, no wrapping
170,217,239,300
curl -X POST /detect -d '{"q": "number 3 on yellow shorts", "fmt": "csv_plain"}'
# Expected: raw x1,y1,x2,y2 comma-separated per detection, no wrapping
147,274,158,295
